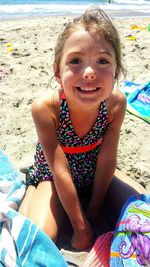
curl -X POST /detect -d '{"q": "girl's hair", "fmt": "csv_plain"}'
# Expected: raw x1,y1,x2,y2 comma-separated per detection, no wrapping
54,6,126,79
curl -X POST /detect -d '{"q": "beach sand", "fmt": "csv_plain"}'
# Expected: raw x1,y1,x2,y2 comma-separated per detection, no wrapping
0,15,150,193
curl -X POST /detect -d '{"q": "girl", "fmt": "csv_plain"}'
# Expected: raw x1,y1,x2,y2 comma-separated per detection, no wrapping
19,7,145,250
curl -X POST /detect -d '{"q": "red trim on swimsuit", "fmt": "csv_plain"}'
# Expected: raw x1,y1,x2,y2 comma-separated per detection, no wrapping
61,92,66,99
61,138,102,154
60,92,102,153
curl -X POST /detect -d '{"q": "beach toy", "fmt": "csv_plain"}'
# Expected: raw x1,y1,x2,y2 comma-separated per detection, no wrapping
126,35,136,41
6,47,14,52
6,43,13,47
130,25,146,30
5,43,14,53
147,23,150,31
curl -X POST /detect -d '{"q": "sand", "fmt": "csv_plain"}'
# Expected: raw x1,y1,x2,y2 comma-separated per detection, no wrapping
0,15,150,193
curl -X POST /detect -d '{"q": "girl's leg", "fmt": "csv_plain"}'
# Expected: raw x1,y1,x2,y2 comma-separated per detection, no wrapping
19,185,36,215
19,181,65,242
102,169,146,229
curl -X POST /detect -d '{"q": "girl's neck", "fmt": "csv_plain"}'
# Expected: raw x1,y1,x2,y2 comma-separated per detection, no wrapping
67,98,101,139
67,96,101,117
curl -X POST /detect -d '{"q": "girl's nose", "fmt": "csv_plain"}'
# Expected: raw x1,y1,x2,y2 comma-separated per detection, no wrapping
83,66,96,80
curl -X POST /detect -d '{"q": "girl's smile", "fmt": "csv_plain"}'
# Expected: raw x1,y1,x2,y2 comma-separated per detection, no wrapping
76,86,100,93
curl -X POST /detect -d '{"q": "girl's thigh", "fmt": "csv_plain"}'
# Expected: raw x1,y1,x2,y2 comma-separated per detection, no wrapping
21,181,65,241
19,185,36,215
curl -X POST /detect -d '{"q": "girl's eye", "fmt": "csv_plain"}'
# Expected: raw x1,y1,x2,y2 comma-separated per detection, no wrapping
97,58,109,64
70,58,81,64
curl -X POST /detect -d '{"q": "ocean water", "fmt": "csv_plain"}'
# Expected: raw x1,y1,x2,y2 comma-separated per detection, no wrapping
0,0,150,19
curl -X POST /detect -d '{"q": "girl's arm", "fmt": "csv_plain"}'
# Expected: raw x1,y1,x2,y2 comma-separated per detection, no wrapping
32,97,93,249
87,92,127,224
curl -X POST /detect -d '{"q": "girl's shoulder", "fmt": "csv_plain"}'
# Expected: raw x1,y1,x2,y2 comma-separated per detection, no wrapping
106,88,126,123
112,87,126,106
31,88,63,126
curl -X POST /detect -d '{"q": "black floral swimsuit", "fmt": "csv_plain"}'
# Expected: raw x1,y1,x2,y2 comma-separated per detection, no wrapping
27,93,109,190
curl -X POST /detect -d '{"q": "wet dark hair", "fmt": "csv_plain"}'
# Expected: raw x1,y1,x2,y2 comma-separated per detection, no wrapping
54,6,126,80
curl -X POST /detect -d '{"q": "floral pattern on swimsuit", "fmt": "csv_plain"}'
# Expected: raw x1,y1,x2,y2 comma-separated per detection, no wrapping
26,95,109,189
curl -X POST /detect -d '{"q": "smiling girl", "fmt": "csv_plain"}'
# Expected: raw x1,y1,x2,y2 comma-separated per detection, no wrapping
19,7,145,250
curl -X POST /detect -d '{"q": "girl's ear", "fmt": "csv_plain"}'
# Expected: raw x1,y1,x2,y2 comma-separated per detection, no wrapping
53,63,61,85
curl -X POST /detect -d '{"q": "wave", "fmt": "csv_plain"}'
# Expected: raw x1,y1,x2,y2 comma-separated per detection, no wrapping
0,2,150,18
114,0,149,3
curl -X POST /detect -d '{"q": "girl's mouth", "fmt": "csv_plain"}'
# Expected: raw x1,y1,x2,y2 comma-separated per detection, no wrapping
76,87,100,93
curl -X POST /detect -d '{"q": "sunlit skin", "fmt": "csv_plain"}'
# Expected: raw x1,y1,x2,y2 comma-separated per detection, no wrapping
55,29,117,112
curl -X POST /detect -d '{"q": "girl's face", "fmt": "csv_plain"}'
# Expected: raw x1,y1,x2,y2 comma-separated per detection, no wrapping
55,28,117,106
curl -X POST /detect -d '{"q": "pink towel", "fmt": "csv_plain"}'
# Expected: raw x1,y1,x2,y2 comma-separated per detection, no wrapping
81,231,114,267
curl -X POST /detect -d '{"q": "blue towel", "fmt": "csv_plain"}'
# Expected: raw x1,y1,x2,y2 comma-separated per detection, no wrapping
121,81,150,123
0,149,68,267
110,194,150,266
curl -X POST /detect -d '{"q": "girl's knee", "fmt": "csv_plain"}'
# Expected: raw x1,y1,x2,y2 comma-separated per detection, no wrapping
40,222,59,243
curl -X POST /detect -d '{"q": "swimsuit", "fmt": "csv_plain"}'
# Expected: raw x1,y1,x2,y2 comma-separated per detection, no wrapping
27,93,109,190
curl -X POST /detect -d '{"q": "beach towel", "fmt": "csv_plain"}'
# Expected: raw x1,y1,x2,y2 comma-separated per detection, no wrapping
0,149,68,267
81,231,113,267
110,194,150,267
121,81,150,123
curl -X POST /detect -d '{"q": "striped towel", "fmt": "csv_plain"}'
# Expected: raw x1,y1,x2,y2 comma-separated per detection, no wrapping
0,149,68,267
81,231,114,267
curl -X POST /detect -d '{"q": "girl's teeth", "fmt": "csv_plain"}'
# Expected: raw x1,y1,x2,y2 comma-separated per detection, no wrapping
80,88,96,91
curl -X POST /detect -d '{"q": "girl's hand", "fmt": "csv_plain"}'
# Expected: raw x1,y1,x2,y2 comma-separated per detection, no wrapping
71,223,93,250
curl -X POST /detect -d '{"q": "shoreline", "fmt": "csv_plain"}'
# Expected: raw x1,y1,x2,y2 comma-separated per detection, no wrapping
0,15,150,192
0,9,150,21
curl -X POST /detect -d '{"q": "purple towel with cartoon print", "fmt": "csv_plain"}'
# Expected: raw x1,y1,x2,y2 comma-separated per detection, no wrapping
110,194,150,267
